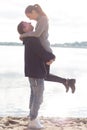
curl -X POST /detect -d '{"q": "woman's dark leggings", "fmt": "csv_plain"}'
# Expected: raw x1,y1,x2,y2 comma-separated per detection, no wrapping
44,65,66,84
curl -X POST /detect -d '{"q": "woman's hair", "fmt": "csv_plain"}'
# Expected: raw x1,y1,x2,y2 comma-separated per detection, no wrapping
17,22,25,34
25,4,47,17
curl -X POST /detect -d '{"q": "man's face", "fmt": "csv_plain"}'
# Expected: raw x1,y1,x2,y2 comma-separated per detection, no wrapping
23,22,34,32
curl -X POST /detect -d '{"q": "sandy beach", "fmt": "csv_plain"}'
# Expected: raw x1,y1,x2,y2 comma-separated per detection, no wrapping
0,116,87,130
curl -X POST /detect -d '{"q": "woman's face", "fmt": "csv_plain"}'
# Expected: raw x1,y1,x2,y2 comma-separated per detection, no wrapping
23,22,34,32
26,10,39,20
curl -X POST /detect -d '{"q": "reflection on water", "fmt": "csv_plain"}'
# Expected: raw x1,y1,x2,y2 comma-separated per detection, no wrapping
0,46,87,117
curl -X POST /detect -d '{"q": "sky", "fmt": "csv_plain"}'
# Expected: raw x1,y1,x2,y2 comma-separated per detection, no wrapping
0,0,87,44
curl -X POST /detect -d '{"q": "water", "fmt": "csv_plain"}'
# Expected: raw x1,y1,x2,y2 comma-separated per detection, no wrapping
0,45,87,117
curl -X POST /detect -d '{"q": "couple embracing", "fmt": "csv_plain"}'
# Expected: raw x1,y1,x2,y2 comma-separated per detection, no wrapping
17,4,76,129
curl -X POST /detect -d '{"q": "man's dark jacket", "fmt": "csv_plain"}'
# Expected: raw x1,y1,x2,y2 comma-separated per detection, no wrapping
23,37,55,78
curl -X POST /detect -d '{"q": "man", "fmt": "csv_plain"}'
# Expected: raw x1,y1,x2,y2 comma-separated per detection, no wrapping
17,21,76,129
17,21,55,129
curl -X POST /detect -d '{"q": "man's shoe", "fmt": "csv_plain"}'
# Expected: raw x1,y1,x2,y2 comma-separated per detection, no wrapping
68,79,76,93
28,118,44,129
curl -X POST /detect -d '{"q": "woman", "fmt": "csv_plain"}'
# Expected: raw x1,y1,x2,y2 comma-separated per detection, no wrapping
20,4,76,94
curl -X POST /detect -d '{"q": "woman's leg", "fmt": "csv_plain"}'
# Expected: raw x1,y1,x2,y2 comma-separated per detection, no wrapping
44,65,66,83
44,65,76,93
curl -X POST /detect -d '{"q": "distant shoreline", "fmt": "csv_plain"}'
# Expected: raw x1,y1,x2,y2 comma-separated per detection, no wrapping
0,41,87,48
51,41,87,48
0,42,22,46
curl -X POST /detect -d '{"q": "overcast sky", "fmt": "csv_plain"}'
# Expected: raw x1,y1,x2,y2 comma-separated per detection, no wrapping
0,0,87,44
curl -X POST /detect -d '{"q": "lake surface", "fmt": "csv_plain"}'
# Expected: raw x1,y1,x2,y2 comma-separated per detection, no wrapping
0,46,87,117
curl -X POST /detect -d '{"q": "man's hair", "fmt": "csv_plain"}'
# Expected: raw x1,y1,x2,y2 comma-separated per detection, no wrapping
17,21,25,34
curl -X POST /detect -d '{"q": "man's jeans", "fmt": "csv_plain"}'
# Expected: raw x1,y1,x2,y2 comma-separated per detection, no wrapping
29,78,44,120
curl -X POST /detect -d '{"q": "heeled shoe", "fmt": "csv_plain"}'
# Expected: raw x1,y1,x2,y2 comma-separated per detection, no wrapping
64,79,76,93
63,79,69,92
68,79,76,93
